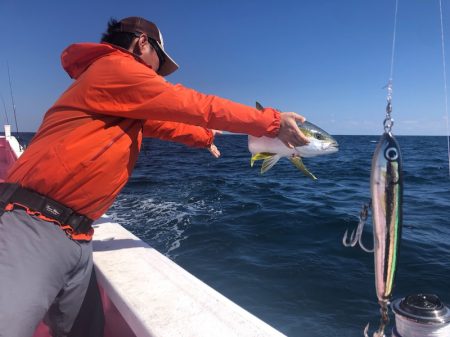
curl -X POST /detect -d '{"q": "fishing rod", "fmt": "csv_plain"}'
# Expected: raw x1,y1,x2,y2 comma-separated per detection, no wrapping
0,93,9,125
7,62,20,137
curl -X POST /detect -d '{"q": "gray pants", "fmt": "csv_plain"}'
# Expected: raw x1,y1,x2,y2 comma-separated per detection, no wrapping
0,208,93,337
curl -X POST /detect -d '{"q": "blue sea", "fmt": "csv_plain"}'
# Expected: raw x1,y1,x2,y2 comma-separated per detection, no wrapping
103,134,450,337
23,132,446,337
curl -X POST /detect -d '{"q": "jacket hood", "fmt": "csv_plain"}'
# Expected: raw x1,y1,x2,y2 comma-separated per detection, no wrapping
61,43,147,79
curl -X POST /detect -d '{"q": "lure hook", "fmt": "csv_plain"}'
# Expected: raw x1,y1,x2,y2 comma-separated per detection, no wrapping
342,203,373,253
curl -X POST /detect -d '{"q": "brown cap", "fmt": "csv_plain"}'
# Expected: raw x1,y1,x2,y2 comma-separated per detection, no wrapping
117,16,179,76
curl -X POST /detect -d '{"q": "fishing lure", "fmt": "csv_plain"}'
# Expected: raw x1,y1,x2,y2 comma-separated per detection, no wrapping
342,130,403,337
368,131,403,337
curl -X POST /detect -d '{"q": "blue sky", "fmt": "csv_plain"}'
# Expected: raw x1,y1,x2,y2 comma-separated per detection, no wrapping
0,0,449,135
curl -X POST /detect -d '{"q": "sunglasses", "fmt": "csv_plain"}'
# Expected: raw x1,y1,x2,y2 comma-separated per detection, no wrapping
132,32,166,68
147,38,166,68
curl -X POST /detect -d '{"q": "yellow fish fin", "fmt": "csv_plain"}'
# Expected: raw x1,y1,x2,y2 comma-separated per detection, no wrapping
261,155,281,174
289,156,317,180
251,152,275,167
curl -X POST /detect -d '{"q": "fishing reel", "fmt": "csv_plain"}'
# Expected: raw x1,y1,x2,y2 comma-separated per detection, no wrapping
392,294,450,337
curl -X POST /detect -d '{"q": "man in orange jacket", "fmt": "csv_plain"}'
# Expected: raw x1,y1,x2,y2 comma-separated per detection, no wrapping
0,17,308,336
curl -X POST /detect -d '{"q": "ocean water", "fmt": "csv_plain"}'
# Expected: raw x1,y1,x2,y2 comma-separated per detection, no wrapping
77,134,449,336
104,134,450,336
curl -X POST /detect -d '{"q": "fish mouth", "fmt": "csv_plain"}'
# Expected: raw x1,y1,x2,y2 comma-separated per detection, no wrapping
323,141,339,152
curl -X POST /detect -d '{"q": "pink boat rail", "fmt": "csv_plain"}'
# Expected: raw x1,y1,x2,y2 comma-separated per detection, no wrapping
33,285,136,337
0,137,18,182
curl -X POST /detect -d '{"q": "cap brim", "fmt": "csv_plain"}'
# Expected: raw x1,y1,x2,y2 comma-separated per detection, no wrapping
156,43,179,76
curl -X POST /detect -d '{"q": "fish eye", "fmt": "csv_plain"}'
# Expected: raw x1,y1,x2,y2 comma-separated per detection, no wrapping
314,133,324,140
384,147,398,161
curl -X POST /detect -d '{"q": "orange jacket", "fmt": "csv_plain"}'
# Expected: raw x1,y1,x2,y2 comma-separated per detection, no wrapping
7,43,281,220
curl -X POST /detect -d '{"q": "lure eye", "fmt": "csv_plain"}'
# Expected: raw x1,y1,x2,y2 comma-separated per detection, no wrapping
385,147,398,161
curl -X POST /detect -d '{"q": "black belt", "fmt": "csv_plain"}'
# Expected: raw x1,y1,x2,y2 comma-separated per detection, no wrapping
0,183,93,234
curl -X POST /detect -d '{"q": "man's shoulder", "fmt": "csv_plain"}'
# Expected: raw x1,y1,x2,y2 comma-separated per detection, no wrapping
62,43,139,79
94,45,157,75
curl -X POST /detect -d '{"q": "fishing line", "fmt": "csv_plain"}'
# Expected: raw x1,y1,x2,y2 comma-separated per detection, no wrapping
438,0,450,177
389,0,399,82
384,0,399,134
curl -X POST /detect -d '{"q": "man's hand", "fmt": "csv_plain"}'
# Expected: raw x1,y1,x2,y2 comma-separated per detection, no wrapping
208,129,222,158
278,112,309,149
208,143,221,158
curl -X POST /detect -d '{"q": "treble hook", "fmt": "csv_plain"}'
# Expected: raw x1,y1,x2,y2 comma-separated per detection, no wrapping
342,203,374,253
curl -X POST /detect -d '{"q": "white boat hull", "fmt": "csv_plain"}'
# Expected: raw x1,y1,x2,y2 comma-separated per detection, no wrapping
0,127,285,337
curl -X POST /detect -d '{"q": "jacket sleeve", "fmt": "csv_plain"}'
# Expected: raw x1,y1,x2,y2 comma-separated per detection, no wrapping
63,53,281,138
143,120,213,148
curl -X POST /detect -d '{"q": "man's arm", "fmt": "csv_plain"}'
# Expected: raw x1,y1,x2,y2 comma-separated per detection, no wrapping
62,49,308,147
74,55,278,135
143,120,213,147
143,120,221,157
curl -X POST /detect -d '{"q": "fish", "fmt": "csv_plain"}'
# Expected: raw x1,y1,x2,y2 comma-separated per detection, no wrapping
368,131,403,337
248,102,339,179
